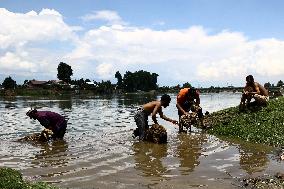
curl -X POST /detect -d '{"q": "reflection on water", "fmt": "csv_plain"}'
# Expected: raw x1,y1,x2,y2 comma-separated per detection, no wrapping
58,98,72,110
175,133,207,175
0,92,284,188
32,140,69,169
132,142,169,178
238,142,269,175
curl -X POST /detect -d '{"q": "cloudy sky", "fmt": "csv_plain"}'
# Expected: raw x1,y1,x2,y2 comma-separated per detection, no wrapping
0,0,284,87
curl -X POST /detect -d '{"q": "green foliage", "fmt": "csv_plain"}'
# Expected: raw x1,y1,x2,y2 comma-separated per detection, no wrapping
96,80,114,94
277,80,284,87
122,70,158,92
207,97,284,147
2,76,16,89
0,168,59,189
115,71,123,89
182,82,192,88
264,82,271,88
57,62,73,83
0,167,24,189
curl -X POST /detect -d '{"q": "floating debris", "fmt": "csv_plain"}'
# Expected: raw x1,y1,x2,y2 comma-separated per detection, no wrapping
281,153,284,161
240,174,284,188
17,129,53,143
179,113,198,132
144,124,167,144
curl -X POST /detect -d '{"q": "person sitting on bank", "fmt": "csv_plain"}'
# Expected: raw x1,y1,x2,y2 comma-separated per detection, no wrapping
26,109,67,139
240,75,269,110
176,87,204,132
133,94,178,140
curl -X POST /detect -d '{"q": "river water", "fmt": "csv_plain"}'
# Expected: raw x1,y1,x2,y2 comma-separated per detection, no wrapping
0,92,284,189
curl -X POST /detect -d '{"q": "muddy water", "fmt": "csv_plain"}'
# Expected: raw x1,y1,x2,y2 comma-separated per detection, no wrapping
0,92,284,189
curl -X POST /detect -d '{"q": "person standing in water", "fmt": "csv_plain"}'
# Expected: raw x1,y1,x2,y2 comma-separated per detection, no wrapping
176,87,204,132
26,109,67,139
133,94,178,140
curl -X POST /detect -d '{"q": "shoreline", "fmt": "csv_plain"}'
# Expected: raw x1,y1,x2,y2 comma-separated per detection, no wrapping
205,96,284,147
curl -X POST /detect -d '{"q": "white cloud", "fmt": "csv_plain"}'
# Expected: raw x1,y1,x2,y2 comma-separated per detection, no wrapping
95,63,115,79
67,23,284,85
0,52,35,72
81,10,127,25
0,8,78,81
1,8,284,86
0,8,77,49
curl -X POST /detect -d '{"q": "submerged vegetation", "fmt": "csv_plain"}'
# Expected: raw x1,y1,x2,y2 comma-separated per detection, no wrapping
0,167,59,189
206,96,284,147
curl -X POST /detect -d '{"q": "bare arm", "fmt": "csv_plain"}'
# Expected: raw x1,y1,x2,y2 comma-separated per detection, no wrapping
151,103,161,124
176,102,187,115
158,109,178,125
152,103,178,125
195,96,200,106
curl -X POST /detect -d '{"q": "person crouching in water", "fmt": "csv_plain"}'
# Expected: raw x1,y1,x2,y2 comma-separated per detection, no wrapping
133,94,178,140
176,87,204,132
26,109,67,140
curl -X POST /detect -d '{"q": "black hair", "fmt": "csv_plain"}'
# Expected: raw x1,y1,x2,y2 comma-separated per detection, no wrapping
161,94,171,103
246,75,254,82
26,108,37,117
188,87,196,96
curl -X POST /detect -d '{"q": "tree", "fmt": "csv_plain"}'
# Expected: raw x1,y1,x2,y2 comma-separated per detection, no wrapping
57,62,73,83
182,82,192,88
115,71,123,89
2,76,16,89
277,80,284,87
264,82,271,89
122,70,159,92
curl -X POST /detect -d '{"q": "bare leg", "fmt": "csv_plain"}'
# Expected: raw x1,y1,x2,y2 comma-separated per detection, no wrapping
253,94,268,106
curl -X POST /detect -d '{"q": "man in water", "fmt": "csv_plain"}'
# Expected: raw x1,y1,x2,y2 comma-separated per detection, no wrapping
26,109,67,140
176,87,204,132
240,75,269,110
133,94,178,140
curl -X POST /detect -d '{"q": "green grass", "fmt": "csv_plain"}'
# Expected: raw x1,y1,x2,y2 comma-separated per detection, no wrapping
207,96,284,147
0,168,59,189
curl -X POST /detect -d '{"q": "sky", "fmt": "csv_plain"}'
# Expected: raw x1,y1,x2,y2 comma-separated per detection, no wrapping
0,0,284,87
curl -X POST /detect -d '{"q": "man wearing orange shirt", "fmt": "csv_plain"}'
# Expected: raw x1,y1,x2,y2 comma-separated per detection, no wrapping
176,87,204,132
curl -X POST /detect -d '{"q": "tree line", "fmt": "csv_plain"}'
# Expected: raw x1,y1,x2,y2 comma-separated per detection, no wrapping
0,62,160,93
1,62,284,92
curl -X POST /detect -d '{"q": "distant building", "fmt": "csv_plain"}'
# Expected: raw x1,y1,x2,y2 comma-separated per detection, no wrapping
26,80,48,88
48,80,69,86
86,81,96,86
26,79,69,88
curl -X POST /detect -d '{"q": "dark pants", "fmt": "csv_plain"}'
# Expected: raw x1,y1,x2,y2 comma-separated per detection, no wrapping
134,108,148,140
178,102,203,132
52,120,67,139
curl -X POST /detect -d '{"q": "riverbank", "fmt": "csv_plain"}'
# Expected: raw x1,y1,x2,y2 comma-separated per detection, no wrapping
0,167,59,189
205,96,284,147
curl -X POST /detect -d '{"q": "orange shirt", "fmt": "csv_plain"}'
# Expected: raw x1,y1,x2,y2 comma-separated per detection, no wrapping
177,88,199,104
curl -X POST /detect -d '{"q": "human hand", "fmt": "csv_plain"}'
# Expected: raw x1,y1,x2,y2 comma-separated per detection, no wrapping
43,128,53,135
184,112,190,116
171,120,178,125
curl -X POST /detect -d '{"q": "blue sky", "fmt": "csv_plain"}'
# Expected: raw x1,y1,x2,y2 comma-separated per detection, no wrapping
0,0,284,87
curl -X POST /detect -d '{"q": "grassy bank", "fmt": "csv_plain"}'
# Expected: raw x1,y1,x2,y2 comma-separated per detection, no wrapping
206,96,284,147
0,167,59,189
